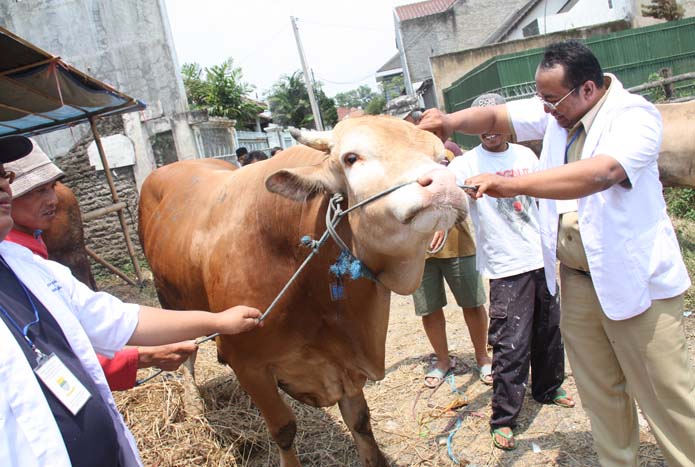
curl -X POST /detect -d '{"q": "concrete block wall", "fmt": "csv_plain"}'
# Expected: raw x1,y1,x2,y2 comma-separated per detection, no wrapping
52,117,144,277
399,0,530,84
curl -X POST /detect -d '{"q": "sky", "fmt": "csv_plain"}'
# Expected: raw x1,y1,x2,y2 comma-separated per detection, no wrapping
163,0,415,100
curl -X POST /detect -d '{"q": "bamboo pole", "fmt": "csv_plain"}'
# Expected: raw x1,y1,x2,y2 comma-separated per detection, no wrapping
85,246,137,287
82,202,127,222
89,117,143,283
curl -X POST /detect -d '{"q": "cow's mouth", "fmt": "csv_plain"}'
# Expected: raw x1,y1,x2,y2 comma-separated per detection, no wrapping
401,204,461,231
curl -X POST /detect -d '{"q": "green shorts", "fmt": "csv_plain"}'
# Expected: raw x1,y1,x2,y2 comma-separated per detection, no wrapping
413,255,486,316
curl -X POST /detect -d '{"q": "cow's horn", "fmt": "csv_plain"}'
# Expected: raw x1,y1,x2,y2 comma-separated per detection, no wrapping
290,127,334,152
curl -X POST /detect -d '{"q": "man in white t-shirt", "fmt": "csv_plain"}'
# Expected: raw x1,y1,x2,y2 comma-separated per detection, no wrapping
449,93,574,451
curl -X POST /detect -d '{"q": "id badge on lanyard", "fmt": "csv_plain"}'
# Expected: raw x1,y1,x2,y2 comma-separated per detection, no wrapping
34,352,91,415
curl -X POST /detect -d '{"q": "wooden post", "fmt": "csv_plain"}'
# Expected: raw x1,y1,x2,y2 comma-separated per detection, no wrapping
660,68,673,100
82,202,127,222
85,247,138,287
89,117,144,283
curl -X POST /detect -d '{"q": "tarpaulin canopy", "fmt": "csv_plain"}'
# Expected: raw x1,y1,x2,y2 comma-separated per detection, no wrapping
0,25,146,285
0,26,145,137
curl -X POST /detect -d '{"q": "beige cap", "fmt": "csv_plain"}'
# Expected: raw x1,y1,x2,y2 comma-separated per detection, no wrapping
5,140,64,199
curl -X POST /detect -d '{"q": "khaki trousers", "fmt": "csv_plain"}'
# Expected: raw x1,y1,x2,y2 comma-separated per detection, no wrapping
560,265,695,467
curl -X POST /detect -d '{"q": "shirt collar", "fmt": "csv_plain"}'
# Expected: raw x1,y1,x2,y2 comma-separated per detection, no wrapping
572,74,613,133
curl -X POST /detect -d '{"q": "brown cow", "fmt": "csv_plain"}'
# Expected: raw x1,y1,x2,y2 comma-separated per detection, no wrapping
656,100,695,188
138,115,468,466
42,181,97,290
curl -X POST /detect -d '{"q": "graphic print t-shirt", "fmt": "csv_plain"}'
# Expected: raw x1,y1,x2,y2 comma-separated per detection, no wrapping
448,143,544,279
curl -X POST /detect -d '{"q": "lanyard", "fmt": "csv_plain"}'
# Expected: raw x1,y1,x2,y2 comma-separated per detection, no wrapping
564,127,583,164
0,256,47,362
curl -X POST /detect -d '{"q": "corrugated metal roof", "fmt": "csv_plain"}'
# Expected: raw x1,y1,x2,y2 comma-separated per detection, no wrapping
395,0,457,22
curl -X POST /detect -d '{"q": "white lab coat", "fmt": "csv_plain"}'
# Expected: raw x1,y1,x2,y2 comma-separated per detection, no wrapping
0,241,143,466
507,74,691,319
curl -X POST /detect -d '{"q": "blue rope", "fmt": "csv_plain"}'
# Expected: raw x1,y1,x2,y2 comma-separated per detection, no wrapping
447,416,463,465
329,250,376,281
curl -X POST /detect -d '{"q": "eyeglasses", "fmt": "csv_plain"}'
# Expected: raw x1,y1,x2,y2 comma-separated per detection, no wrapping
0,169,15,184
536,87,577,112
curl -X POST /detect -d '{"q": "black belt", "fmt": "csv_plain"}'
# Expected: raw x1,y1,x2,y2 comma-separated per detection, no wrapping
563,264,591,277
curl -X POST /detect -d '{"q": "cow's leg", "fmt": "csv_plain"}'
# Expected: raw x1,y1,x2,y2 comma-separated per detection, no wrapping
338,391,387,467
236,368,301,467
180,351,204,416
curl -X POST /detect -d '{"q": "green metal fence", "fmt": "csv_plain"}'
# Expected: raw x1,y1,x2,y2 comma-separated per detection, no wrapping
444,17,695,149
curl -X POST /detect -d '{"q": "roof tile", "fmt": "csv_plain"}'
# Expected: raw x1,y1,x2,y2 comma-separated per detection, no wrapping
395,0,457,21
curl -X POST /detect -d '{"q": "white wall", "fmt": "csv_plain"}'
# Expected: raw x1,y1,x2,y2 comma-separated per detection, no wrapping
505,0,634,41
0,0,199,184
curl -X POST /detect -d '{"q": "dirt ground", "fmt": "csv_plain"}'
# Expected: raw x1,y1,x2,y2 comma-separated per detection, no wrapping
104,277,694,467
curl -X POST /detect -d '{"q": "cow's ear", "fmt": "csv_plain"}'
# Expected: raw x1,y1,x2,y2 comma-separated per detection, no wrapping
265,160,342,201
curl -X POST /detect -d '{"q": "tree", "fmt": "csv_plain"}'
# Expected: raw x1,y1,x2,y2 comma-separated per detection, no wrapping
382,75,405,102
180,59,262,129
642,0,684,21
181,63,207,108
334,85,378,109
365,95,386,115
317,88,338,128
267,71,337,129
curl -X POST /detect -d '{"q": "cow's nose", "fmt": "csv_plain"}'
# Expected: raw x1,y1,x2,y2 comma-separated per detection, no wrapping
417,167,455,189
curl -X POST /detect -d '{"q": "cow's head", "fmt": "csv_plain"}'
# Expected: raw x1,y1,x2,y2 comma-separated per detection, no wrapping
265,115,468,294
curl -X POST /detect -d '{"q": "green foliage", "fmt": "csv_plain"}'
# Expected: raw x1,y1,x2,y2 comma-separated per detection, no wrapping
647,72,667,102
665,188,695,221
334,85,378,109
318,89,338,128
382,75,405,102
180,59,262,129
365,95,386,115
672,217,695,311
267,71,337,129
641,0,684,21
181,63,207,108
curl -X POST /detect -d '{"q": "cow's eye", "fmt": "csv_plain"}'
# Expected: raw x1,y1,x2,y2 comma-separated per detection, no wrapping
343,153,359,166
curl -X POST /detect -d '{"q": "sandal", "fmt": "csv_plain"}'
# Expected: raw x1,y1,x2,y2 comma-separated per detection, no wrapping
424,356,456,389
477,364,493,385
491,427,516,450
551,388,575,408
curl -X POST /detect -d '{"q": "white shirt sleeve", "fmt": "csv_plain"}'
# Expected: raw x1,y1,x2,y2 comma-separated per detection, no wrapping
40,258,140,356
594,105,662,188
507,98,549,142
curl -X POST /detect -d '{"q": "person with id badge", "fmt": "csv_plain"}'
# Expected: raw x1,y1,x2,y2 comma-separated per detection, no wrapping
0,135,263,467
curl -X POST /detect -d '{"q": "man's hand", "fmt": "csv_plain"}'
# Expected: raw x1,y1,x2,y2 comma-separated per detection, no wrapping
418,108,453,142
137,341,198,371
429,230,446,252
215,305,264,334
465,173,518,199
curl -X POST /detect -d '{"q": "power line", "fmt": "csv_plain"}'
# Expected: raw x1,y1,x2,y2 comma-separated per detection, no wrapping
315,72,377,86
235,29,287,67
300,19,391,34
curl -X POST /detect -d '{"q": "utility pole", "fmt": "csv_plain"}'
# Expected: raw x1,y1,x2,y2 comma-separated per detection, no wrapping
290,16,324,130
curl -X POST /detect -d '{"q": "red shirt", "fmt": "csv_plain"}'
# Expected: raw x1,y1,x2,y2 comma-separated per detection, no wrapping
97,348,139,391
5,229,48,259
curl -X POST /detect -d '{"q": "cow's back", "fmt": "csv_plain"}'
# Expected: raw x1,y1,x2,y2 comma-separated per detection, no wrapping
138,152,330,312
139,158,238,310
